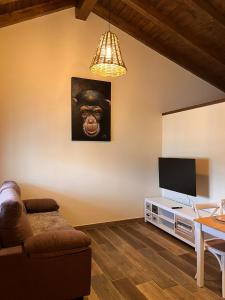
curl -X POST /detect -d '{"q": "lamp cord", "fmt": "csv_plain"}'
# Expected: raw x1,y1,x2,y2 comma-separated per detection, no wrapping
108,0,111,32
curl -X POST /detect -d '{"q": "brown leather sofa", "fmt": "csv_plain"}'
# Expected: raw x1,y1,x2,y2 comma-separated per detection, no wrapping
0,181,91,300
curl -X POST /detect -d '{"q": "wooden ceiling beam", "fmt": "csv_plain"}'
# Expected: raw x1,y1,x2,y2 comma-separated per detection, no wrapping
121,0,225,66
75,0,97,20
0,0,76,28
0,0,18,4
192,0,225,28
0,0,20,4
93,3,225,92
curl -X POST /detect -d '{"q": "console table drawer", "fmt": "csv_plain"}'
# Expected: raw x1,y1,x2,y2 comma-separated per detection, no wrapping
152,205,158,215
146,202,151,210
145,210,151,221
152,214,159,224
175,215,195,243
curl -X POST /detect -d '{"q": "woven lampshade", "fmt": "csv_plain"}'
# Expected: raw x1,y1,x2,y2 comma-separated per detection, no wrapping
90,31,127,77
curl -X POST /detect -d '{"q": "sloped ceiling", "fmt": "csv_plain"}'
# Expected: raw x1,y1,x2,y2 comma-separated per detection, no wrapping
0,0,225,92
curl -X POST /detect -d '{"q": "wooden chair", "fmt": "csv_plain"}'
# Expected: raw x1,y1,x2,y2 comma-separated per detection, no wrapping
194,201,225,298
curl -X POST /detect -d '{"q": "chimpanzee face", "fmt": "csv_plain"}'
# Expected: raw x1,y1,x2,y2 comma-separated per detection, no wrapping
72,84,111,141
80,105,103,137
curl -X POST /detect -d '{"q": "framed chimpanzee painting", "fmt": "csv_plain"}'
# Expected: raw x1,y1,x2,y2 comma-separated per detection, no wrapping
71,77,111,141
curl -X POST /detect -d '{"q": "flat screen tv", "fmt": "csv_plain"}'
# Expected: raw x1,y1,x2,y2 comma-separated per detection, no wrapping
158,157,196,196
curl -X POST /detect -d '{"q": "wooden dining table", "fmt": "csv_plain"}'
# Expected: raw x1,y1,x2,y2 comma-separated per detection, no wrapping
195,216,225,292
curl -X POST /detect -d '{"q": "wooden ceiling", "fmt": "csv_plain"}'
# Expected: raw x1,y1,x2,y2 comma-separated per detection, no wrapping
0,0,225,91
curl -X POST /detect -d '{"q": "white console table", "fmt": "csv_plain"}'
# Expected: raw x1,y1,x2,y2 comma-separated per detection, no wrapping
145,197,199,247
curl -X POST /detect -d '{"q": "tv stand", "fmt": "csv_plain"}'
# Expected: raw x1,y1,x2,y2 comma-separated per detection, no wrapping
145,197,197,247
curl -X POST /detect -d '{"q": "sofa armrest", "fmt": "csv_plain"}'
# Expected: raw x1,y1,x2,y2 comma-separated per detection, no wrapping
23,230,91,258
23,198,59,213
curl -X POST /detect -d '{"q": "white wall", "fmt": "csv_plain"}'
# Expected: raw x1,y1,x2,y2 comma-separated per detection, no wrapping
0,9,224,225
162,102,225,206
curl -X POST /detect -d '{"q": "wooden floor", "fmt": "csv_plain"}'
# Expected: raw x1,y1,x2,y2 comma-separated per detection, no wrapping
81,219,223,300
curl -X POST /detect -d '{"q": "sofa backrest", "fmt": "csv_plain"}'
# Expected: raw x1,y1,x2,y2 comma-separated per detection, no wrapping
0,182,33,247
0,181,21,195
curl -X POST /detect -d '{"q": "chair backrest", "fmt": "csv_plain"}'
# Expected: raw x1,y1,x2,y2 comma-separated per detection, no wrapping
220,199,225,215
194,202,220,218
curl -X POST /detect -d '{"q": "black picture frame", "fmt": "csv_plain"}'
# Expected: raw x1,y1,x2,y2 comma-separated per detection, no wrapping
71,77,111,141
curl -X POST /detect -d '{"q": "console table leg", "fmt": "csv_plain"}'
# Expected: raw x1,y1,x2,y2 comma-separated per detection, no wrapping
195,223,204,287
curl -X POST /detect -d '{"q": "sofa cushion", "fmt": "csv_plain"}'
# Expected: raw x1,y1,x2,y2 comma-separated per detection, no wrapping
28,211,74,235
0,188,33,247
23,198,59,213
0,181,21,196
24,230,91,257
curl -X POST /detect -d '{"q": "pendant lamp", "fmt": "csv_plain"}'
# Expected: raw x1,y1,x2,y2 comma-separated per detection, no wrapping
90,1,127,77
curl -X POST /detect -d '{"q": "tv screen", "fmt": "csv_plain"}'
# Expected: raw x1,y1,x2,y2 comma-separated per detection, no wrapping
158,158,196,196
